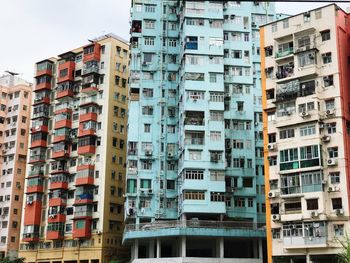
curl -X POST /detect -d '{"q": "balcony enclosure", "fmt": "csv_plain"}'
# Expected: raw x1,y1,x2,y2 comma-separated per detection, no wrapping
184,111,204,126
276,62,294,79
185,132,204,145
281,170,323,195
280,145,321,171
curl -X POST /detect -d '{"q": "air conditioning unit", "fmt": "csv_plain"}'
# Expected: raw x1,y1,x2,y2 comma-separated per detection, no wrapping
336,209,344,216
74,105,79,110
272,214,280,221
326,109,335,116
145,150,153,156
27,201,33,205
49,214,56,219
327,158,337,166
97,230,102,235
268,191,276,198
148,189,153,194
285,110,291,116
168,152,174,158
268,143,277,151
322,135,331,142
300,111,310,118
328,185,337,192
310,211,319,218
254,122,259,126
319,122,325,129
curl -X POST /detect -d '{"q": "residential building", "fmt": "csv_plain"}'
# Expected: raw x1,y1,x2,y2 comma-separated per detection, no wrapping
18,34,129,263
261,4,350,263
125,1,277,262
0,73,32,259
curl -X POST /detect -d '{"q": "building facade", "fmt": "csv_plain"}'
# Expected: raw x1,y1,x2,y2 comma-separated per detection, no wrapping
0,74,32,259
261,4,350,263
125,1,276,262
18,34,129,263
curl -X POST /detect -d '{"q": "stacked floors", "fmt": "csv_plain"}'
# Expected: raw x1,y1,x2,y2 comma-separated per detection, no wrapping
0,76,32,259
19,34,129,263
125,1,276,262
261,4,350,263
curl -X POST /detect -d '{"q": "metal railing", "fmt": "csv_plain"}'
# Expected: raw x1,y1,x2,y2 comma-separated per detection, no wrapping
125,220,266,232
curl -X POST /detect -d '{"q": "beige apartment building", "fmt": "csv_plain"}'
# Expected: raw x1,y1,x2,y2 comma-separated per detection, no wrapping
18,34,129,263
261,4,350,263
0,74,32,259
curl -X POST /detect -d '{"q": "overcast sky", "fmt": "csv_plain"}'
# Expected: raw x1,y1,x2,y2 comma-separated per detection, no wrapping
1,1,349,81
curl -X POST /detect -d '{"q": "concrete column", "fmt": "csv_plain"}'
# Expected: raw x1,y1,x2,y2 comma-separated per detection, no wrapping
258,238,263,259
306,253,311,263
133,240,139,260
181,236,186,258
149,239,155,258
156,238,161,258
219,237,224,258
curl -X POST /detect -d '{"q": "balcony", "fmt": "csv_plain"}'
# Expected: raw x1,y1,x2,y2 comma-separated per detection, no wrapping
31,120,49,133
28,154,46,164
22,233,39,242
53,135,70,143
83,43,101,63
24,203,42,225
275,48,294,59
124,220,266,242
50,181,68,190
79,112,97,122
184,138,204,145
281,186,301,196
81,83,99,94
54,119,72,129
280,161,299,171
47,213,66,223
32,111,50,119
36,61,53,77
49,198,67,207
35,81,52,91
72,219,92,239
77,145,96,155
46,230,64,240
73,210,93,218
74,193,93,205
33,96,50,106
52,149,70,159
76,164,95,186
30,139,47,149
82,65,99,76
57,61,75,83
56,89,74,100
26,185,44,194
28,169,44,178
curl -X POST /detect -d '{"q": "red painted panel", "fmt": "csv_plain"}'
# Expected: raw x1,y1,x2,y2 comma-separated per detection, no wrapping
54,119,72,129
57,61,75,83
49,198,67,207
36,68,53,77
24,201,42,225
33,97,50,106
22,236,39,242
53,135,69,143
83,43,101,63
72,219,92,238
52,150,70,159
77,145,96,155
81,86,98,93
26,185,44,194
35,82,52,91
47,214,66,223
50,181,68,190
79,112,97,122
74,198,93,206
78,129,95,137
46,231,64,240
56,89,74,99
77,164,95,171
76,177,94,186
31,125,49,134
30,140,47,149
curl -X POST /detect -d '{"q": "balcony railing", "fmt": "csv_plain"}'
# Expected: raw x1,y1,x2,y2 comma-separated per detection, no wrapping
184,138,204,145
281,186,301,195
125,220,265,233
276,48,294,58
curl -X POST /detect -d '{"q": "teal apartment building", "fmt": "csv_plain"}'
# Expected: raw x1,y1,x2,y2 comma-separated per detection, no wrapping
124,1,277,262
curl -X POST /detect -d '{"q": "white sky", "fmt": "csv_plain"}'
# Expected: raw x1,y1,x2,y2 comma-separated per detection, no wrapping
0,1,349,82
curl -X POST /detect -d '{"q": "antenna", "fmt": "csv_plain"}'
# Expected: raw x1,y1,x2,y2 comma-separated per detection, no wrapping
5,70,19,76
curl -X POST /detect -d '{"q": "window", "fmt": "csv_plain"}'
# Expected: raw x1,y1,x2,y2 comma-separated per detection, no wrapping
280,148,298,163
327,122,336,134
283,19,289,29
332,198,342,209
321,30,330,41
300,125,316,137
325,99,335,111
330,172,340,184
269,156,277,166
323,75,334,87
145,4,156,12
144,37,155,46
322,52,332,64
210,131,221,141
184,191,205,200
271,23,277,32
189,151,201,160
243,178,253,188
306,199,318,210
315,9,322,19
334,225,344,237
144,20,155,29
303,12,311,22
144,124,150,133
185,170,204,180
279,129,294,139
234,197,245,207
328,147,338,158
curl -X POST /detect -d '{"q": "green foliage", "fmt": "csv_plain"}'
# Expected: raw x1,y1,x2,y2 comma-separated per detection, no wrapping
337,235,350,263
0,257,25,263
